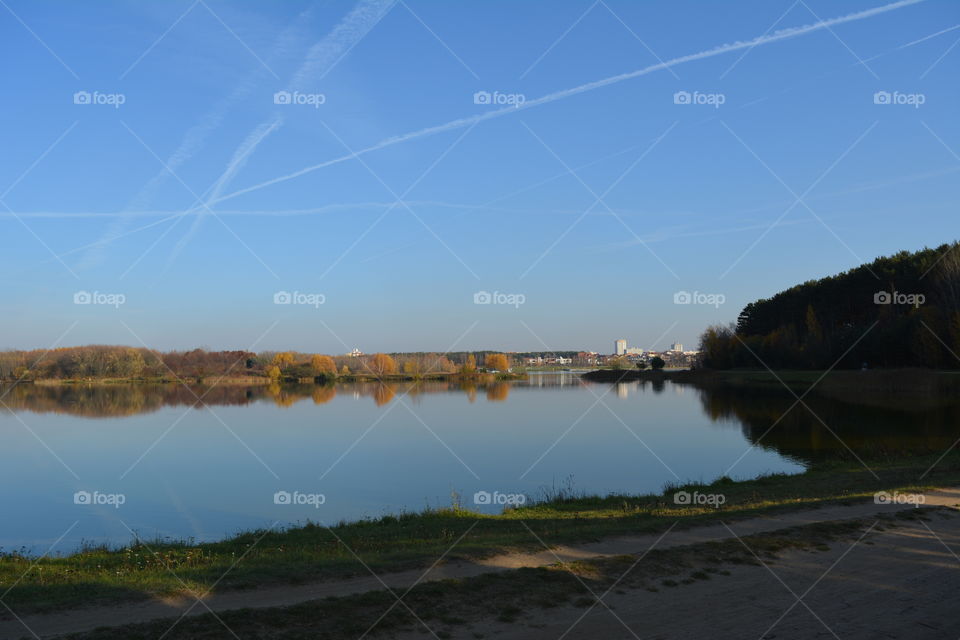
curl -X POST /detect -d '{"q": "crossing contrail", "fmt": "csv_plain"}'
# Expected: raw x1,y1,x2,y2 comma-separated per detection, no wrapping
163,0,397,260
210,0,924,206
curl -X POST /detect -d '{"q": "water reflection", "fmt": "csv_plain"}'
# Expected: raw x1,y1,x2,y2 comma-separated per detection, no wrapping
694,384,960,463
2,374,958,466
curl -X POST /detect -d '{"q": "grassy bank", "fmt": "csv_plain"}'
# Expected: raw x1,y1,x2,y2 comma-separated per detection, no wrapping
3,451,959,616
64,510,931,640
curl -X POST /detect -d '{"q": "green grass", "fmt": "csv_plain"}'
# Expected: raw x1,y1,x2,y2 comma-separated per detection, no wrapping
60,510,936,640
2,451,959,615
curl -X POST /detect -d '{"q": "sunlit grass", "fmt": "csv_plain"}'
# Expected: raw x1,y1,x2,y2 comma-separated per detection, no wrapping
2,451,958,614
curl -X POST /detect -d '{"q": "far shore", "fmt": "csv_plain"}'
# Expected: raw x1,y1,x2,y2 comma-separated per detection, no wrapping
18,371,529,386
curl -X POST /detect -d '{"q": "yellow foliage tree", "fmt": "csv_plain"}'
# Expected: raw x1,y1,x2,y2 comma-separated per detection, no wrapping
485,353,510,372
368,353,396,377
272,352,295,369
310,354,337,375
403,359,420,377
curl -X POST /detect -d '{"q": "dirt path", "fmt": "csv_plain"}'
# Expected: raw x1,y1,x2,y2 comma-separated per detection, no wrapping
3,488,959,639
436,503,960,639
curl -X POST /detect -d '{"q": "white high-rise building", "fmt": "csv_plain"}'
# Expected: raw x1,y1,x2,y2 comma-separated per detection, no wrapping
615,339,627,355
670,342,683,352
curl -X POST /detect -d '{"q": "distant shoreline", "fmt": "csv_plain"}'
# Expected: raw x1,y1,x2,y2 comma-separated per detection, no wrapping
17,371,529,386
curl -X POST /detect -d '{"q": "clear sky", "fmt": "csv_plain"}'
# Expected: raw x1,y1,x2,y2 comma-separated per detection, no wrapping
1,0,957,354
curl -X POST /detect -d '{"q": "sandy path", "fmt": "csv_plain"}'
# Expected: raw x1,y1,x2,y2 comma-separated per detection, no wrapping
438,504,960,639
2,488,958,639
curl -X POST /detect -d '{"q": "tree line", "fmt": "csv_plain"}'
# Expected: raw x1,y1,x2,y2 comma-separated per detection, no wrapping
0,347,518,382
698,242,960,369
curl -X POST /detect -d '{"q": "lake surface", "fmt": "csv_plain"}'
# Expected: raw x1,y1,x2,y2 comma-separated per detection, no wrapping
1,373,956,553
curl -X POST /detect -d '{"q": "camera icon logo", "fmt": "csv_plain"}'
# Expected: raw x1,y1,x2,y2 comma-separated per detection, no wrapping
673,290,692,305
473,291,492,305
873,91,891,105
73,91,91,105
673,91,691,105
74,291,92,304
673,491,691,505
473,91,491,105
74,490,92,505
874,491,892,504
473,490,492,505
873,291,891,305
273,491,292,505
274,91,292,105
274,291,292,304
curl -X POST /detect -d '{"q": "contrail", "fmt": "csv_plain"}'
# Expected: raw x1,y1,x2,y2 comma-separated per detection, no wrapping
164,0,397,259
210,0,923,206
77,11,311,270
164,115,283,268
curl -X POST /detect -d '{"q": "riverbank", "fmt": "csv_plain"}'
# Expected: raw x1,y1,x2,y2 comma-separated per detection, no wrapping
3,451,959,618
7,487,959,638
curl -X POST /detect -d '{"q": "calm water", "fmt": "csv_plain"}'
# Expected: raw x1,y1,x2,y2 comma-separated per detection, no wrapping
1,373,957,552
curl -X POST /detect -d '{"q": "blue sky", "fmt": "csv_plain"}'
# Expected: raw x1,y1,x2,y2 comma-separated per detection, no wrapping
1,0,957,354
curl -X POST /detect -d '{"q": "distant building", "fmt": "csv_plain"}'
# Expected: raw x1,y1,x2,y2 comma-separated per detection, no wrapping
576,351,599,365
670,342,683,352
615,339,627,355
346,348,363,357
625,347,644,355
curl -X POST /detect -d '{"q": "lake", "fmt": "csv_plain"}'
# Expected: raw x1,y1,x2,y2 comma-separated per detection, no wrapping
2,373,956,553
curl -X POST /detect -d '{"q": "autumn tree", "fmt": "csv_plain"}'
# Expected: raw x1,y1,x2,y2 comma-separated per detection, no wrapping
368,353,397,377
460,354,477,375
401,354,433,378
485,353,510,372
403,359,422,378
310,354,337,376
272,352,295,370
